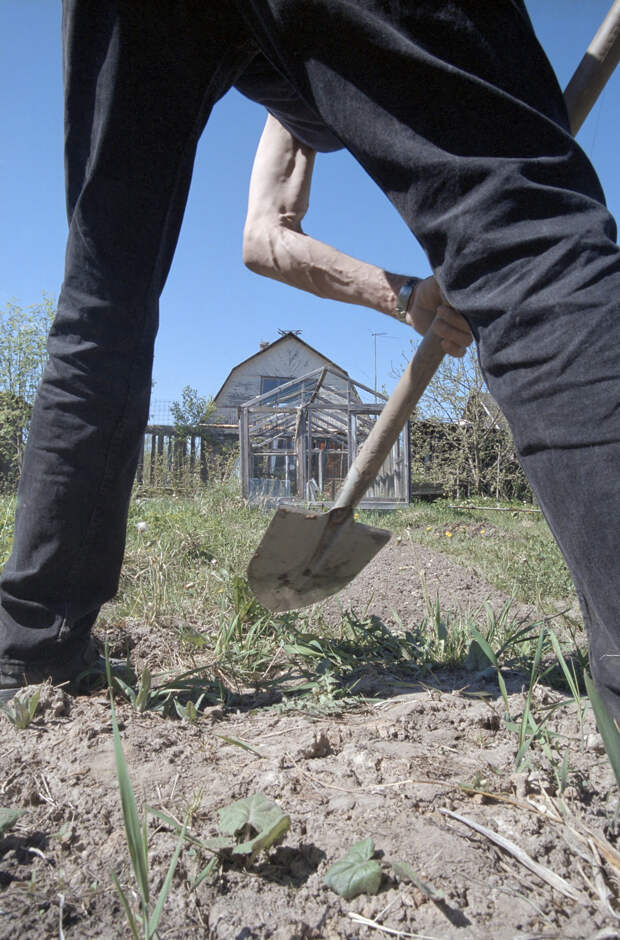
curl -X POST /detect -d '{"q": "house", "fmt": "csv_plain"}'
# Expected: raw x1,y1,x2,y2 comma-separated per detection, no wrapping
211,331,351,429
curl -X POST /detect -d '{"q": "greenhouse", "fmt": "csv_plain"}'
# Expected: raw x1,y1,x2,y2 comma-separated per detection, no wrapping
238,366,409,509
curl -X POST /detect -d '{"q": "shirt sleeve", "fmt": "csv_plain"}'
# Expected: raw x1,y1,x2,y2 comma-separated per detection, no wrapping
234,53,343,154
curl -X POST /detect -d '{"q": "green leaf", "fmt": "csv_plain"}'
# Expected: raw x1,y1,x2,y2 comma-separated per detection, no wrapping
548,631,582,704
231,818,290,862
26,687,41,722
147,807,215,855
392,860,445,901
135,669,152,712
112,712,149,906
217,793,290,862
467,627,497,668
190,856,218,891
202,836,233,854
219,792,285,838
214,734,264,757
112,675,137,705
497,669,511,720
0,807,26,837
464,638,494,672
106,648,150,912
323,837,382,900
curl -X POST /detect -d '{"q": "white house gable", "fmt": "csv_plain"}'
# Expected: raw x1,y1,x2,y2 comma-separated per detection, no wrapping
213,334,349,425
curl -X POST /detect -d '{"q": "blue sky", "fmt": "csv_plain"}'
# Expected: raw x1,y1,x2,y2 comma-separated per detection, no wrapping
2,2,619,411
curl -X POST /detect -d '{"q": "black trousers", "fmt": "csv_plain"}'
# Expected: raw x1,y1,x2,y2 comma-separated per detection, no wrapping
2,0,620,720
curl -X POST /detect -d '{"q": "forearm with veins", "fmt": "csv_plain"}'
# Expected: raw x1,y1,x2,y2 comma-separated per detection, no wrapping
242,114,473,358
242,114,409,319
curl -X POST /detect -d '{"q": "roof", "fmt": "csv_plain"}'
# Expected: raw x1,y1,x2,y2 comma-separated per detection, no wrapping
213,332,349,403
240,365,387,457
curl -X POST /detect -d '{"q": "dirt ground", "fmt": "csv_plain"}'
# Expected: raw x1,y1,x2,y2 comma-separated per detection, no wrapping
1,539,619,939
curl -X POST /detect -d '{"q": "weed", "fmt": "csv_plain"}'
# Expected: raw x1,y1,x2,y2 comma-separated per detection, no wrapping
324,837,382,900
112,664,221,719
106,650,187,938
113,668,154,713
203,793,290,863
1,687,41,729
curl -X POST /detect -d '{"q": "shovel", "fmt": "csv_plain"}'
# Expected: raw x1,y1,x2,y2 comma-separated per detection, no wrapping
247,1,620,613
247,330,445,611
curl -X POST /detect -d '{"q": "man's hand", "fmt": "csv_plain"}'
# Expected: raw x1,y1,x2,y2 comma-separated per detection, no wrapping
405,275,473,358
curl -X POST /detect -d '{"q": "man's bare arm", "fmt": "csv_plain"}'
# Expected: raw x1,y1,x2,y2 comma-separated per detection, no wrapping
243,114,472,357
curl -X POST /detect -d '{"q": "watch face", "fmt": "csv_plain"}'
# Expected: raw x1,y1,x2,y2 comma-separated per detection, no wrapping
396,278,417,318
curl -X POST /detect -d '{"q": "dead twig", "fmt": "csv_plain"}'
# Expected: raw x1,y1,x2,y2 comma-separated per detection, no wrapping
448,504,542,513
289,757,454,794
347,913,440,939
440,808,587,904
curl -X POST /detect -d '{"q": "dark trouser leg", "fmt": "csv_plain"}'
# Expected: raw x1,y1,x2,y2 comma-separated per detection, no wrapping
240,0,620,717
0,0,249,673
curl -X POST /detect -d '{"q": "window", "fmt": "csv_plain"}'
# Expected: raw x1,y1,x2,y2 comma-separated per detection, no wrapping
260,375,293,395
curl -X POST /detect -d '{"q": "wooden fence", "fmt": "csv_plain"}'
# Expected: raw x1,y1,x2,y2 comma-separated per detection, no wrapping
136,425,209,487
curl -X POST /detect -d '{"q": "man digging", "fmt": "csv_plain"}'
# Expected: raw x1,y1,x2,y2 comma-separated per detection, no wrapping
2,1,620,739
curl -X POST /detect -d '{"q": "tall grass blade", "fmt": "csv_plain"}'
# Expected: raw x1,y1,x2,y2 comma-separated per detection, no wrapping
548,630,581,704
497,620,542,660
468,624,512,717
106,647,150,920
148,818,187,937
135,668,152,712
584,670,620,792
191,856,218,891
468,625,498,667
110,870,140,940
558,747,570,794
110,703,150,913
496,669,511,720
515,627,545,770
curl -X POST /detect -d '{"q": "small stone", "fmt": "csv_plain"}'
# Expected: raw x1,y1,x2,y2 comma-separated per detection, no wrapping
586,733,606,755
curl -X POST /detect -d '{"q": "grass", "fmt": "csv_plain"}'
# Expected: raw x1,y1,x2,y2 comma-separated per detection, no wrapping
361,496,575,608
0,484,592,765
0,485,583,697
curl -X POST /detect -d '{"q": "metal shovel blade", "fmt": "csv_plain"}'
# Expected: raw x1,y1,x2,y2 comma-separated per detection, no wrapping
247,505,391,611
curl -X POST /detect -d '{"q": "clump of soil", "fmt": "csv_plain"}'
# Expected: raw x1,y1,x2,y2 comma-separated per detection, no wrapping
1,540,617,939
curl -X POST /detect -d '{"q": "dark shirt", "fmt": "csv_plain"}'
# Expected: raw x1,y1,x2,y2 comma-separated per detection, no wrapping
234,53,342,153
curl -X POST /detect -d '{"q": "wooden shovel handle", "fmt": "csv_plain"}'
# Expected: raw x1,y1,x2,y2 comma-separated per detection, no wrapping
334,329,444,510
564,0,620,135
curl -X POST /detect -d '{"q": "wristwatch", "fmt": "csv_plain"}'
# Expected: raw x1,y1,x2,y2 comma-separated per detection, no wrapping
394,277,420,321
